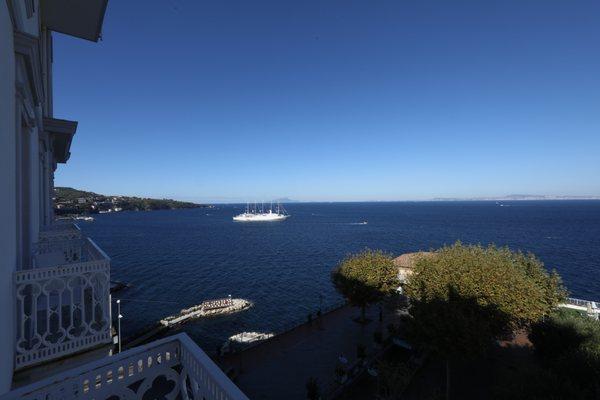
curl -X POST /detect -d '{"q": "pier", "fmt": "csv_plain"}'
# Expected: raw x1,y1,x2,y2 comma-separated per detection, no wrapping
160,298,252,327
123,297,252,349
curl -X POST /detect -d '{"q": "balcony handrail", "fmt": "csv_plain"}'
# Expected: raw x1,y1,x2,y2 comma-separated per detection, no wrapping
84,236,110,261
32,235,109,269
566,297,596,306
40,220,81,232
2,333,249,400
178,333,250,399
38,222,82,241
16,239,109,282
15,237,112,370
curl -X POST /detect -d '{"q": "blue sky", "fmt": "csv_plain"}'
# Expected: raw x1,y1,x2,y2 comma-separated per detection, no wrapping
53,0,600,202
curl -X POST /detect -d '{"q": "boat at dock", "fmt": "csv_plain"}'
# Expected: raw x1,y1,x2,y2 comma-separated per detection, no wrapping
233,202,289,222
221,331,275,354
74,215,94,221
160,298,252,327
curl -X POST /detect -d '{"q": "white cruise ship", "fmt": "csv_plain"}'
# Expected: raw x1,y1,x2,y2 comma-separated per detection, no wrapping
233,203,290,222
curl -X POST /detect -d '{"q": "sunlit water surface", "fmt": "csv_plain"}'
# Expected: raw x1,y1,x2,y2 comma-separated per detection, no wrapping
80,201,600,351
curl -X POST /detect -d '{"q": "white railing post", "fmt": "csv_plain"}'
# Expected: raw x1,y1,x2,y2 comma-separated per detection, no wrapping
14,237,112,370
2,333,249,400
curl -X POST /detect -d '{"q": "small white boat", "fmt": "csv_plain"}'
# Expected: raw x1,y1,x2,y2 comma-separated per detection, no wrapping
233,202,289,222
74,216,94,221
221,331,274,354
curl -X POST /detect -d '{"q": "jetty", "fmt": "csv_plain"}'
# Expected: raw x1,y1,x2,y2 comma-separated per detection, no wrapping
160,298,252,327
124,298,252,349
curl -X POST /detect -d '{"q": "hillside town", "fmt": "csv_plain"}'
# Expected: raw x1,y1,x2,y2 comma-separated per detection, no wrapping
53,187,207,216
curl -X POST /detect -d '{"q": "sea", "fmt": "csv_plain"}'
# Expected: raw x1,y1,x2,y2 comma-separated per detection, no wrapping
79,201,600,352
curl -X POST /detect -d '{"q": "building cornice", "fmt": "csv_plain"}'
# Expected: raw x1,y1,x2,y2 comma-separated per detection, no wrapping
44,117,78,164
13,31,43,105
41,0,109,42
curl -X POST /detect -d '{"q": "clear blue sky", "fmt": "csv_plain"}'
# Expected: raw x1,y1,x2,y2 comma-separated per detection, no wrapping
53,0,600,202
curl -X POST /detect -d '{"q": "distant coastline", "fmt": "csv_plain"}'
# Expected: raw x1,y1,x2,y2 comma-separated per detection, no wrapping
227,197,600,204
54,187,210,216
432,194,600,201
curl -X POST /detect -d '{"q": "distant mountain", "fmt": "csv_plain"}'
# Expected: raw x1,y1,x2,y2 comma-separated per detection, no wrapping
53,187,209,215
432,194,600,201
272,197,300,203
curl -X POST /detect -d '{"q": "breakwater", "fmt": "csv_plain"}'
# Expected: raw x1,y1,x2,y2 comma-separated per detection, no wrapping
161,298,252,327
123,298,252,349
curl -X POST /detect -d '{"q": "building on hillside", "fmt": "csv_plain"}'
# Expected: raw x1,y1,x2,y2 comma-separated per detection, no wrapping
393,251,434,293
0,1,248,399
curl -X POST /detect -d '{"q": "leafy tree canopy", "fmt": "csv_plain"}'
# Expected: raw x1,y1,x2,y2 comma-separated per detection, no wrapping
332,249,399,313
404,242,566,357
528,308,600,396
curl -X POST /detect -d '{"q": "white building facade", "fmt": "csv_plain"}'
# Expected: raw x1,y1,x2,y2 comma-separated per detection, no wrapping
1,1,248,399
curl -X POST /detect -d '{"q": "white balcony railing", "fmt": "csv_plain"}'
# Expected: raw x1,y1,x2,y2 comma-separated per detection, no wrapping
2,333,249,400
34,222,85,268
565,297,599,309
15,237,112,370
39,221,83,242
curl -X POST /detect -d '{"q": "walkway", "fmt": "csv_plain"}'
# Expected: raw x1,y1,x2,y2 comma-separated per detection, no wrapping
560,297,600,319
219,303,403,400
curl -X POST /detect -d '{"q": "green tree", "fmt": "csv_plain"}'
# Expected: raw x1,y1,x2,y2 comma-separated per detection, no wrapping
527,308,600,398
332,249,399,322
404,242,566,399
306,377,320,400
377,360,412,400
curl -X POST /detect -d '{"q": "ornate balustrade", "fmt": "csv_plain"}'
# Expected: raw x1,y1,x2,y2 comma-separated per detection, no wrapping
565,297,599,309
15,237,112,370
560,297,600,320
1,333,249,400
33,223,86,268
39,221,82,241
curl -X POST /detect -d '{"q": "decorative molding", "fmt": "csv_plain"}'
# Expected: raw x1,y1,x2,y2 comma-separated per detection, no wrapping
43,117,78,135
44,117,78,163
14,237,112,370
13,31,44,105
5,333,250,400
96,0,109,42
6,0,20,30
16,81,37,128
41,0,108,42
25,0,35,19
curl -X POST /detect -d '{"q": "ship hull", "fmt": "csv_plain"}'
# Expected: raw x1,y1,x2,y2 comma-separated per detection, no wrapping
233,213,289,222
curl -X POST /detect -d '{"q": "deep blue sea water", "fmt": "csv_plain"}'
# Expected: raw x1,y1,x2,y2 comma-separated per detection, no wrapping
80,201,600,352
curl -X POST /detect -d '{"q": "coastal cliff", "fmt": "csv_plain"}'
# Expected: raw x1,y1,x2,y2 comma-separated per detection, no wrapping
54,187,209,215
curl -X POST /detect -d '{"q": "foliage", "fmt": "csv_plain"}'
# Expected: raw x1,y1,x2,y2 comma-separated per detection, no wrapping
54,186,206,215
377,360,412,400
387,323,399,337
331,249,399,319
404,242,566,358
306,377,320,400
527,308,600,397
373,331,383,344
334,364,347,378
492,367,588,400
356,343,367,359
54,187,98,202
